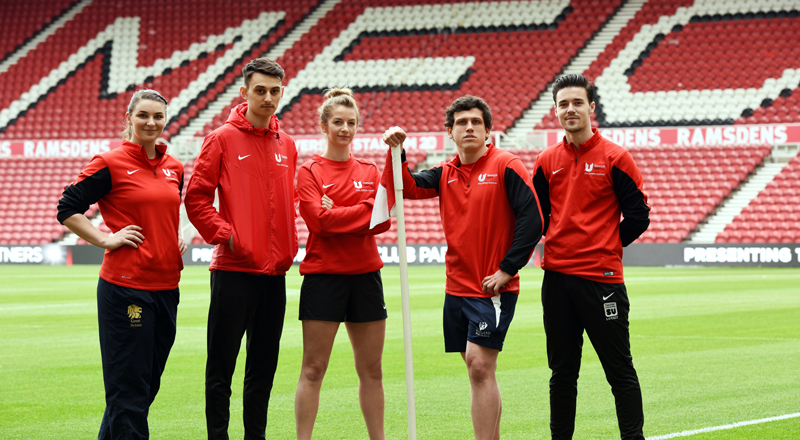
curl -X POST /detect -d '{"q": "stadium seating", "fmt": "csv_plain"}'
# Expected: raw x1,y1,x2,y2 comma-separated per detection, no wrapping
0,0,316,141
1,0,798,139
0,158,85,245
270,0,621,136
634,145,771,243
717,154,800,243
504,147,542,177
2,0,800,246
0,0,77,64
738,87,800,125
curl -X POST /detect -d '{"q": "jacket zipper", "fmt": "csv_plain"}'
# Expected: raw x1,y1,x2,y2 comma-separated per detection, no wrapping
572,145,579,178
265,131,273,272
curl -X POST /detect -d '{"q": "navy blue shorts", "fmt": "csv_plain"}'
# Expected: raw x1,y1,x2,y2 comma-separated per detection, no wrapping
299,271,387,323
442,292,518,352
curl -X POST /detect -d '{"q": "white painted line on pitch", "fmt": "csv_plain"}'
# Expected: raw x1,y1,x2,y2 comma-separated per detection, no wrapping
648,412,800,439
633,334,800,342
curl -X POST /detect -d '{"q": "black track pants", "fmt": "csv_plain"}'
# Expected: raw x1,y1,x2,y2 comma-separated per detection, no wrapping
205,270,286,440
96,278,179,440
541,270,644,440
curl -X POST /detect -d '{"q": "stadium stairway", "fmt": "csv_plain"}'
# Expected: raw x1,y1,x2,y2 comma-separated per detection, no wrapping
504,0,647,146
715,149,800,244
168,0,343,145
691,152,795,243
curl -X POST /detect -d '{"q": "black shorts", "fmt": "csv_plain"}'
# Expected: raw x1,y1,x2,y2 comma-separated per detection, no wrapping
299,271,387,323
442,292,518,353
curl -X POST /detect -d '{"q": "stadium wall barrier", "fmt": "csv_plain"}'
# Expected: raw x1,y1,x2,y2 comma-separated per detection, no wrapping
3,244,800,267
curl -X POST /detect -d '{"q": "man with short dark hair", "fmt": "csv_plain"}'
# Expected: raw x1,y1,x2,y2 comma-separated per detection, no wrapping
382,95,543,440
532,74,650,440
185,57,297,440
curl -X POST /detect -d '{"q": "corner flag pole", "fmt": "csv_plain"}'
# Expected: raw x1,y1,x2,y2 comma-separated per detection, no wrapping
392,143,417,440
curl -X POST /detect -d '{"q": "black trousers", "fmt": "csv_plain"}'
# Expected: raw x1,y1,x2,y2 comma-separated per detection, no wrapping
205,270,286,440
96,278,179,440
541,270,644,440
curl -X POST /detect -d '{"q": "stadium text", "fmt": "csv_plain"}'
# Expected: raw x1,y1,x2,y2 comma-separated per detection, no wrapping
545,124,798,148
25,139,111,158
377,245,448,264
293,134,443,154
191,247,214,263
0,139,121,158
683,246,800,264
599,129,662,147
193,245,448,264
674,126,789,146
0,246,43,263
9,245,800,266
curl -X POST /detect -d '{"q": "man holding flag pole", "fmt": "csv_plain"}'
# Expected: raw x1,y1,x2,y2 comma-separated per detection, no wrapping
374,95,544,440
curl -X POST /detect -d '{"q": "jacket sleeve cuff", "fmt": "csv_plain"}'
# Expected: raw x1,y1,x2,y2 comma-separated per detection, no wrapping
211,224,232,245
498,261,519,277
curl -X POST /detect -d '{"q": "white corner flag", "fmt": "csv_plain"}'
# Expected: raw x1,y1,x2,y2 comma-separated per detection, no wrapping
370,144,416,439
369,151,396,229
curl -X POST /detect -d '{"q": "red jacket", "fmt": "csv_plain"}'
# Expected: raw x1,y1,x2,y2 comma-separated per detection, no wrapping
185,103,298,275
57,140,184,290
532,129,650,283
297,154,391,275
399,144,543,297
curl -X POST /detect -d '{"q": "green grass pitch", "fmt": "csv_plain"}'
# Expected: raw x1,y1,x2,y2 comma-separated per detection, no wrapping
1,265,799,439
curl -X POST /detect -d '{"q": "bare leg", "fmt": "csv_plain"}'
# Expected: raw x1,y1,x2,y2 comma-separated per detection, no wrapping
345,320,387,440
461,342,502,440
295,320,340,440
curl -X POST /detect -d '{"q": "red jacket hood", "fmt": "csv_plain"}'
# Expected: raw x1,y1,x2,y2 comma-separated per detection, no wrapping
226,102,281,134
184,103,298,276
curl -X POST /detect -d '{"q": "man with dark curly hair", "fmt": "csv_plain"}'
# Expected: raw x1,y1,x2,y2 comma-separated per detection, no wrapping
382,95,544,440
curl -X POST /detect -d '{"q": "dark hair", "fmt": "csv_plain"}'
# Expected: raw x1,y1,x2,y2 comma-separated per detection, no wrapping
121,89,167,140
552,74,595,104
444,95,492,130
242,57,285,87
319,87,360,129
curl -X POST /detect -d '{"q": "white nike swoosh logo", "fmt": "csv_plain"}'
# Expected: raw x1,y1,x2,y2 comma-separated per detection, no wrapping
322,183,335,188
603,292,615,301
238,155,251,160
447,179,458,184
552,168,564,175
127,169,139,175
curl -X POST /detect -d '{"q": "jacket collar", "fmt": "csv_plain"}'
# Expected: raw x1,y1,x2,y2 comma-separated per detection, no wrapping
448,143,496,168
121,139,167,157
313,153,354,166
561,128,601,154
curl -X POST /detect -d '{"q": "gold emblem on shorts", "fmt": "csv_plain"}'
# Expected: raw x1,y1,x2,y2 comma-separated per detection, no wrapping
127,304,142,319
